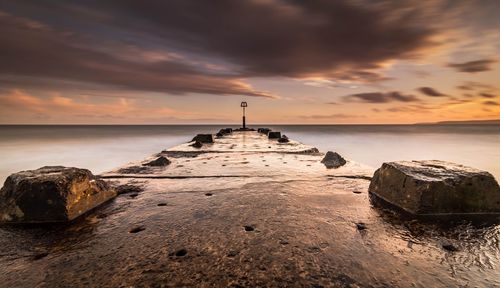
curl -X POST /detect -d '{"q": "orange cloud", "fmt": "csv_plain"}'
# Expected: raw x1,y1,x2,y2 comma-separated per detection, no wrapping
0,90,193,123
0,90,45,112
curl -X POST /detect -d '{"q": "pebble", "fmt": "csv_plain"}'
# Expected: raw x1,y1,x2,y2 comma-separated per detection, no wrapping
356,222,367,230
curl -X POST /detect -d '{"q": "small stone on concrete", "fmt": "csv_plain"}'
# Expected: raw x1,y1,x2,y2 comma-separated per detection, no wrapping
268,131,281,139
191,134,214,143
142,156,170,167
190,141,203,148
278,135,290,143
356,222,367,230
321,151,347,168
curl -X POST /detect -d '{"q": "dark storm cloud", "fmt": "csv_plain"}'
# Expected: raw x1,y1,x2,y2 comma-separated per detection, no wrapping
98,0,437,77
0,11,274,98
0,0,438,96
417,87,447,97
344,92,419,103
448,59,496,73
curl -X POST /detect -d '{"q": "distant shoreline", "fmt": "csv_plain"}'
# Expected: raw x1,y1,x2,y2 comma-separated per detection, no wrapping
415,119,500,125
1,120,500,126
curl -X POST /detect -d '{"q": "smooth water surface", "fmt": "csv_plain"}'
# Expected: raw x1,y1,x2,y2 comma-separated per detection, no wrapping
0,124,499,183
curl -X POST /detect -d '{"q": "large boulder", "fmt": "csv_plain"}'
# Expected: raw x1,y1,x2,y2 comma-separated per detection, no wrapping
369,160,500,216
321,151,347,168
0,166,116,223
191,134,214,143
268,131,281,139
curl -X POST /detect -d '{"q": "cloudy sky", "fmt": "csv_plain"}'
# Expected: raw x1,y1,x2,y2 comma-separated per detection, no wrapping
1,0,499,124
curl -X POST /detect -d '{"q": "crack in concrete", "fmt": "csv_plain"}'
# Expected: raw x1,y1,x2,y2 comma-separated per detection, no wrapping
327,175,372,181
100,174,259,179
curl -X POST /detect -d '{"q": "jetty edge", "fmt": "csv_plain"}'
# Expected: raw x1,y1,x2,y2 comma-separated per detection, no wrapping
0,128,498,287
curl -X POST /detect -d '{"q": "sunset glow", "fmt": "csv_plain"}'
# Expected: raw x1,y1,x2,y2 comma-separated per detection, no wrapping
0,1,499,124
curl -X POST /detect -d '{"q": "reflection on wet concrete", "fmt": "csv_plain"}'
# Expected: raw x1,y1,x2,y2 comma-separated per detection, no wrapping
0,131,498,287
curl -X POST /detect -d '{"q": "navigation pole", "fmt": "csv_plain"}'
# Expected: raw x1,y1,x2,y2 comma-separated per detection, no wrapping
241,101,247,129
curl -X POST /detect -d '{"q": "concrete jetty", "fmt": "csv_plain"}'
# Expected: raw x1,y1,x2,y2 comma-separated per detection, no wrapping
0,129,498,287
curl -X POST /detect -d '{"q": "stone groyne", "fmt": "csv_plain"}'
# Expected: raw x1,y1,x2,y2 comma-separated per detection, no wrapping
0,129,498,287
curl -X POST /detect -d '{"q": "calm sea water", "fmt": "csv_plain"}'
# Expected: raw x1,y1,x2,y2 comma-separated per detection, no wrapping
0,125,499,183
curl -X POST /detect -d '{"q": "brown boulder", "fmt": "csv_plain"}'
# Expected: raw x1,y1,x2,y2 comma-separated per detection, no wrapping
369,160,500,216
0,166,116,223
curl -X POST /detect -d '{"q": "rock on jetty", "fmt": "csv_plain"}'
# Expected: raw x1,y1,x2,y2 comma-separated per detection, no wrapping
257,128,271,134
191,134,214,143
321,151,347,168
0,166,116,223
369,160,500,216
278,135,289,143
142,156,171,167
268,131,281,139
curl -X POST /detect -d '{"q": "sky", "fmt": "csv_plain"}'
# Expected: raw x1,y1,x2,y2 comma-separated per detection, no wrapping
1,0,499,124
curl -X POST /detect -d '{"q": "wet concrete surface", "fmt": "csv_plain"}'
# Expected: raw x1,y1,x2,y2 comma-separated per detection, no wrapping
0,131,499,287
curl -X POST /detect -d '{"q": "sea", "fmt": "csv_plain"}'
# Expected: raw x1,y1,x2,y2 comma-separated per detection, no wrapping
0,124,499,183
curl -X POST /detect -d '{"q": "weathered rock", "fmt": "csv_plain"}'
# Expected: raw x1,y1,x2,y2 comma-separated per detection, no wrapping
0,166,116,223
321,151,347,168
369,160,500,216
143,156,170,167
117,166,149,174
268,131,281,139
190,141,203,148
258,128,271,134
223,128,233,134
191,134,214,143
278,135,289,143
216,132,224,137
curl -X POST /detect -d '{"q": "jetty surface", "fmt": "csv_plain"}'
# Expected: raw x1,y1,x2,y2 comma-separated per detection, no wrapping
0,130,498,287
